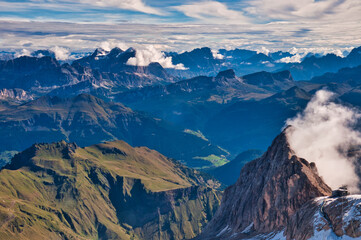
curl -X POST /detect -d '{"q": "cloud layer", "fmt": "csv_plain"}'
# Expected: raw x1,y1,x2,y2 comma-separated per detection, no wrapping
0,20,358,55
174,1,249,24
286,90,361,193
0,0,361,53
126,45,186,69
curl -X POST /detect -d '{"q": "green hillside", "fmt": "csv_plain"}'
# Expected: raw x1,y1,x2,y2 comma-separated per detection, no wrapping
0,140,221,239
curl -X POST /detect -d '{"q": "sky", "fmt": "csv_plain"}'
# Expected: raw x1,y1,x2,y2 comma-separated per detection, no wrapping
0,0,361,54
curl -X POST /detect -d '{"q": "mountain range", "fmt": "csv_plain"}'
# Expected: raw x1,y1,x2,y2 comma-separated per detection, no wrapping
1,44,361,239
0,94,227,169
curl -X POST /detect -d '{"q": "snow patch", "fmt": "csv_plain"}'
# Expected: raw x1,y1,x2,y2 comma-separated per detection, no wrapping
241,222,254,234
217,225,231,237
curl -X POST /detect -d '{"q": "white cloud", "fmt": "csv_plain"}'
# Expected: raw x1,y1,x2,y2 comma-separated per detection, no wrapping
174,1,249,23
78,0,162,15
211,49,224,59
246,0,358,21
1,20,360,55
277,54,302,63
278,46,355,63
14,49,31,58
286,90,361,193
98,41,128,52
126,45,187,70
256,46,270,56
50,46,70,60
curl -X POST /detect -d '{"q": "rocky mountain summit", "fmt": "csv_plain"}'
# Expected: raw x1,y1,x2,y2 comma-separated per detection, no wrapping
198,128,335,239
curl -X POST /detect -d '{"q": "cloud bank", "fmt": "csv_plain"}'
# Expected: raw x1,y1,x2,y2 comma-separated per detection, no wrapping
50,46,70,61
174,1,249,24
126,45,186,70
286,90,361,193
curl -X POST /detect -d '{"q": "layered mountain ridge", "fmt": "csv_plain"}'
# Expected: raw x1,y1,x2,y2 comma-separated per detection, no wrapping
0,94,227,168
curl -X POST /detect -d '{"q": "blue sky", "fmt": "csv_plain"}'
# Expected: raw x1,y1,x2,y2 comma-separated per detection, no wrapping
0,0,361,54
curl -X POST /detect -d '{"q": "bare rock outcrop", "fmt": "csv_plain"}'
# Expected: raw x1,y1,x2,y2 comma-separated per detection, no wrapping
286,195,361,239
198,128,332,239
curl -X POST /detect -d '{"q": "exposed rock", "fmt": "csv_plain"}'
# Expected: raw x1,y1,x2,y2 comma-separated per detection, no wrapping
198,128,332,239
0,88,33,101
216,69,236,79
286,195,361,239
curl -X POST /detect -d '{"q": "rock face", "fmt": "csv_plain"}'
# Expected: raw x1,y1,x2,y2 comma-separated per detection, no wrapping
0,88,33,101
198,128,332,239
286,196,361,240
0,140,221,240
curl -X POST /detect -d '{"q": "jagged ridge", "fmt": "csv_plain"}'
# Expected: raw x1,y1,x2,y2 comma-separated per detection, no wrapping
198,128,331,239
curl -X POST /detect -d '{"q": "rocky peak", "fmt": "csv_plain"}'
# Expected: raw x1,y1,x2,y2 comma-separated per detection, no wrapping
5,141,78,170
0,88,33,101
31,49,56,58
198,127,332,239
108,47,124,57
270,86,311,101
216,69,236,79
243,70,293,86
91,48,109,58
346,46,361,66
147,62,169,78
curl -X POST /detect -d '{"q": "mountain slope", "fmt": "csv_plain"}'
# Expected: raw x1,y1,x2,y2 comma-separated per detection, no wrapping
0,140,221,239
311,64,361,86
115,69,295,131
74,47,173,80
0,94,227,168
204,86,312,153
198,128,332,239
282,46,361,80
168,47,288,78
207,150,263,186
242,70,295,92
0,52,176,99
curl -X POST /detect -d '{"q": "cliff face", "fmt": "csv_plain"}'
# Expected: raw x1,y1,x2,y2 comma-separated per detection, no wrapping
0,140,221,240
198,128,332,239
286,195,361,240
